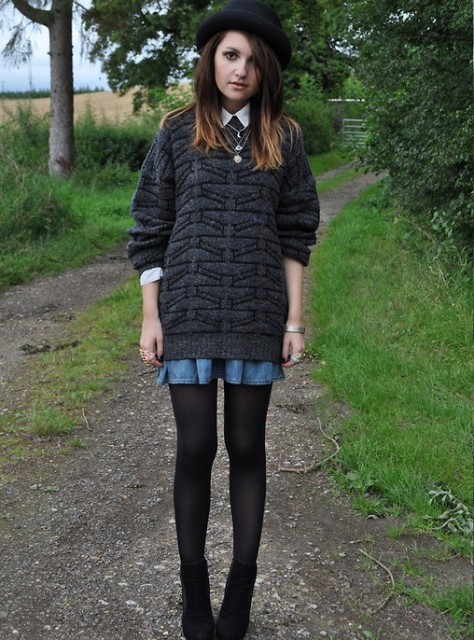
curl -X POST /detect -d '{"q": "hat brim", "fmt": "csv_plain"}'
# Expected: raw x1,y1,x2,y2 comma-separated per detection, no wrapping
196,9,292,69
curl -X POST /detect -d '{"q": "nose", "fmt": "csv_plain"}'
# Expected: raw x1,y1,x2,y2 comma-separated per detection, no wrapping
235,60,248,78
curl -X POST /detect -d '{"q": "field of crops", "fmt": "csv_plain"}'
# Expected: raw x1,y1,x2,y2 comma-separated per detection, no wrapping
0,91,137,123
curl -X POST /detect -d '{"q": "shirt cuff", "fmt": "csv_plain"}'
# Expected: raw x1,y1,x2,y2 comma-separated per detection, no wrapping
140,267,164,286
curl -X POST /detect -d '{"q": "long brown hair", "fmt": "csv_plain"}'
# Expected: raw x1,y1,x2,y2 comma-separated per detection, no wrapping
162,31,299,170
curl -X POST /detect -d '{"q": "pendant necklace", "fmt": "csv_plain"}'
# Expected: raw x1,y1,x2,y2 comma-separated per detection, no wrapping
225,126,250,164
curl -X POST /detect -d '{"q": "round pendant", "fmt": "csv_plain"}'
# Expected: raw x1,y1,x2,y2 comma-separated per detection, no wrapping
234,155,242,164
235,144,243,152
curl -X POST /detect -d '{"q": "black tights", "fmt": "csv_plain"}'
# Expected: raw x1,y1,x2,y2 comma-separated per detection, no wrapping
169,381,272,565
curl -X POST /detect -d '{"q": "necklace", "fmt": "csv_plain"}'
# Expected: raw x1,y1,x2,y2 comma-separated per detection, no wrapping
224,126,251,164
227,121,246,139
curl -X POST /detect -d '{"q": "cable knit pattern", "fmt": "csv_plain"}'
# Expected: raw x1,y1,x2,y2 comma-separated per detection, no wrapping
128,108,319,363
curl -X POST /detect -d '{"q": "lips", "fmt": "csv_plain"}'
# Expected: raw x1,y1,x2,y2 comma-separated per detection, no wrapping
230,82,247,89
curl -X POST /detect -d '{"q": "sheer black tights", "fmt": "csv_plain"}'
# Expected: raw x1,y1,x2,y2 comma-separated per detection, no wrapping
169,381,272,565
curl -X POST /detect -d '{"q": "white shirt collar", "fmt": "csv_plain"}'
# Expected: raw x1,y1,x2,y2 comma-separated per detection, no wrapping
221,103,250,127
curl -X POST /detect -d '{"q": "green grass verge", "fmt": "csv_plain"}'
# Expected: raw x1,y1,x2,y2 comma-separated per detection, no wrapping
316,167,361,194
309,182,472,632
309,182,472,550
0,177,136,290
309,150,350,176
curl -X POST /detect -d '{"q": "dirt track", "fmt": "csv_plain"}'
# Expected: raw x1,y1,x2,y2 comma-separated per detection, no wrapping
0,172,470,640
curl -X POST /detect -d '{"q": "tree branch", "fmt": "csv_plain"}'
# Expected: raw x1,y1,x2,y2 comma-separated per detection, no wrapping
11,0,52,27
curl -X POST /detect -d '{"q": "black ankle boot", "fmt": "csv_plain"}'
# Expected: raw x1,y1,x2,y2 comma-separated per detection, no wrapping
216,559,257,640
180,559,215,640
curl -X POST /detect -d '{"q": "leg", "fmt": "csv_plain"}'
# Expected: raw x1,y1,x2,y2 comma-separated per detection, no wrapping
223,382,272,564
169,381,218,640
217,383,272,640
169,381,218,564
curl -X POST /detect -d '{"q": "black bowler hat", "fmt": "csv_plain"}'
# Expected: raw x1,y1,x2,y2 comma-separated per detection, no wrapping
196,0,292,69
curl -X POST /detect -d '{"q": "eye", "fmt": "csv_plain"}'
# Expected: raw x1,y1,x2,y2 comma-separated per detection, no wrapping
224,51,238,60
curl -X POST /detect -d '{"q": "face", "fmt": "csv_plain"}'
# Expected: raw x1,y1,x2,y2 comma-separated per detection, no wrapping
214,31,261,113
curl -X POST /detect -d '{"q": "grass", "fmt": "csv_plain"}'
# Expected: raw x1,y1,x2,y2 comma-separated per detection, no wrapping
0,177,136,290
397,582,473,638
317,167,361,194
0,278,141,469
309,182,472,634
308,150,350,175
309,182,472,550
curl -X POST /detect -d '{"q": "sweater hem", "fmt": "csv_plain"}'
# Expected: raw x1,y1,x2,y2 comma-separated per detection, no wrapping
163,334,283,365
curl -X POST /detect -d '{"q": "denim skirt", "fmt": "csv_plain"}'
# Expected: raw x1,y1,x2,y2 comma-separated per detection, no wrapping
156,358,285,386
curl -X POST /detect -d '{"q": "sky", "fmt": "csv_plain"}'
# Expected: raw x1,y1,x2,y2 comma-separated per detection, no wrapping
0,9,109,93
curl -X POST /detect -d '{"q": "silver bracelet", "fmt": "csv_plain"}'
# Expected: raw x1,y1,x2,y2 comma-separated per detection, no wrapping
284,325,305,334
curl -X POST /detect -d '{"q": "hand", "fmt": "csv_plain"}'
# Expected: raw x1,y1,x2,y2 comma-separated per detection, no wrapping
140,316,164,368
281,331,305,368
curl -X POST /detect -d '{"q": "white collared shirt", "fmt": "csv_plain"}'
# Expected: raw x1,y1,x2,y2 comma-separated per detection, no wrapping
221,103,251,128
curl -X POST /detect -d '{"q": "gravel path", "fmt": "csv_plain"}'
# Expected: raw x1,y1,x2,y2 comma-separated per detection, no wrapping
0,171,469,640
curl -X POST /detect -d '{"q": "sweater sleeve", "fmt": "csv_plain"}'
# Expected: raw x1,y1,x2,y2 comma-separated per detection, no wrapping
276,131,320,266
127,126,176,275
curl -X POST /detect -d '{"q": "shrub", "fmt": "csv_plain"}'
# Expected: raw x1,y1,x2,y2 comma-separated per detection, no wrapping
0,141,74,244
285,97,335,155
74,107,154,173
0,104,49,170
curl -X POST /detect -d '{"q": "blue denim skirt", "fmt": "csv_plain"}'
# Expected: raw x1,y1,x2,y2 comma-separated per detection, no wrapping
156,358,285,386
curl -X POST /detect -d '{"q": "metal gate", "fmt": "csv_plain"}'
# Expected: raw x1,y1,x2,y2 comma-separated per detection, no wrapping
342,118,367,143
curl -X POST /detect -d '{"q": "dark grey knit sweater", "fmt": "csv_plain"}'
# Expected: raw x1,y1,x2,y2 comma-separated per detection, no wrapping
128,108,319,363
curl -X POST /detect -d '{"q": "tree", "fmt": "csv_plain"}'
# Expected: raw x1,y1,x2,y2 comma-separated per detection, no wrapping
1,0,75,177
345,0,473,256
84,0,351,110
83,0,209,110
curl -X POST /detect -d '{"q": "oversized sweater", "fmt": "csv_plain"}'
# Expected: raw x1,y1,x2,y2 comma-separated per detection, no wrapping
127,108,320,363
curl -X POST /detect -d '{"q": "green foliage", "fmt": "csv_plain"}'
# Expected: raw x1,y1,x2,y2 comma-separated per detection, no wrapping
84,0,351,108
285,76,336,154
310,184,472,552
271,0,350,94
74,106,153,175
0,138,74,244
0,89,51,99
307,151,350,176
0,103,49,169
286,99,335,154
84,0,208,98
0,105,136,287
344,0,473,257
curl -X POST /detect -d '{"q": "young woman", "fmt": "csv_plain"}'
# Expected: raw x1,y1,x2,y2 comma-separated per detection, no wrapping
127,1,319,638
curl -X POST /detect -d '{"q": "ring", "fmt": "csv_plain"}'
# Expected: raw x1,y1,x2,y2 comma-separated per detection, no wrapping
290,352,304,365
139,348,155,365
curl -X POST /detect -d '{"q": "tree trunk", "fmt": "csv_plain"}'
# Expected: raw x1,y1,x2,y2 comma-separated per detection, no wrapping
48,0,74,177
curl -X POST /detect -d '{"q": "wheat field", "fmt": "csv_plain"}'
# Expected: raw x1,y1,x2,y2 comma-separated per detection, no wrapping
0,91,139,123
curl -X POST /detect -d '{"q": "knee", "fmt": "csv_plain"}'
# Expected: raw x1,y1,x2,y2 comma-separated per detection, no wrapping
225,435,265,469
177,434,217,471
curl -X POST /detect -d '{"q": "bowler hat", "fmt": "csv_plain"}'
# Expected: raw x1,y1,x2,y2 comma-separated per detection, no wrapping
196,0,292,69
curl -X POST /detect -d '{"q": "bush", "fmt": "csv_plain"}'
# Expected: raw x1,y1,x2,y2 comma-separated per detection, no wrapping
0,104,49,170
74,107,154,173
285,97,335,155
0,141,74,244
348,0,473,259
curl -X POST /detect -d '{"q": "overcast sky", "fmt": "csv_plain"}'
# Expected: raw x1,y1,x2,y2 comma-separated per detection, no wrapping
0,8,109,93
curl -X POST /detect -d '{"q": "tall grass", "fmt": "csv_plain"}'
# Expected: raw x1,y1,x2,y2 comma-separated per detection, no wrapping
0,105,148,289
310,183,472,552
